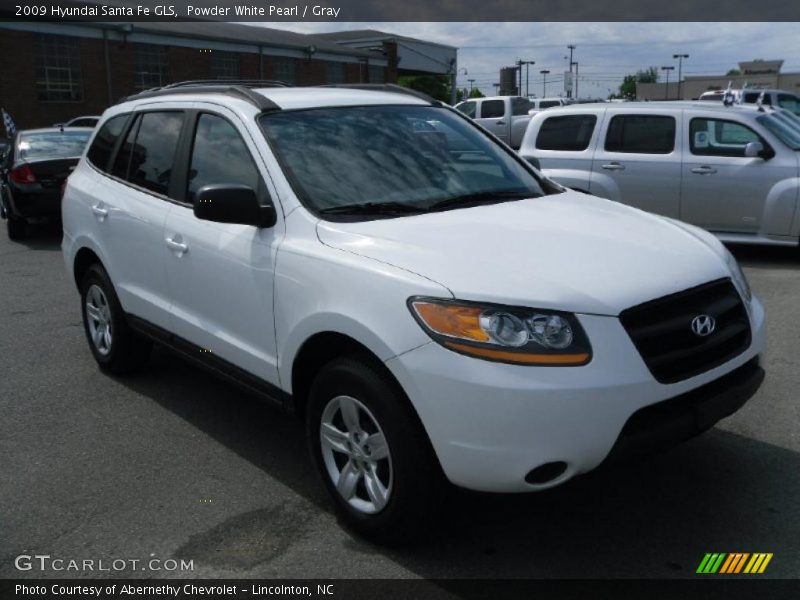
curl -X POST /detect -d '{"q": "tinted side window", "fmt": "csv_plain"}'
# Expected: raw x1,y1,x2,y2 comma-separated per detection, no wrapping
511,97,534,116
456,101,476,118
111,115,140,180
690,118,764,157
87,115,127,172
778,94,800,114
536,115,597,151
480,100,505,119
539,100,561,109
187,114,261,203
743,92,772,105
127,112,184,196
605,115,675,154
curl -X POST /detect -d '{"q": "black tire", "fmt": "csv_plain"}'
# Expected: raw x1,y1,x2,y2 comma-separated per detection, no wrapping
307,355,446,544
6,215,27,240
79,263,152,374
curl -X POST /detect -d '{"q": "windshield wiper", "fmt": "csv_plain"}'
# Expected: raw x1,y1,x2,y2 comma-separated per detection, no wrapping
426,190,535,212
318,201,429,216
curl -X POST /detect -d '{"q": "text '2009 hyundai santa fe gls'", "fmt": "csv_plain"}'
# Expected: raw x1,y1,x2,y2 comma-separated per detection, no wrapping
61,82,765,543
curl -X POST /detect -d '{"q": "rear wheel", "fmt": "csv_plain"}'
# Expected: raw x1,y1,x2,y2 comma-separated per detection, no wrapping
307,355,445,544
6,215,27,240
80,264,152,374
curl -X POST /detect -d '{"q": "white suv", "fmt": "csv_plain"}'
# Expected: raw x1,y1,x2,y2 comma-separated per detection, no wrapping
62,82,766,542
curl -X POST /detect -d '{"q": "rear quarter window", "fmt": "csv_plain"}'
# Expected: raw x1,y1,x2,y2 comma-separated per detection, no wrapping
87,115,128,172
535,114,597,151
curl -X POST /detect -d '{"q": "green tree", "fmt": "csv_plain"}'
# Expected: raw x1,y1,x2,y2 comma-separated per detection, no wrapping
636,67,659,83
397,75,452,103
468,88,485,99
726,68,742,76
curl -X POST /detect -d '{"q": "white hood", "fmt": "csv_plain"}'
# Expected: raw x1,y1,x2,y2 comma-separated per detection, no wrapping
316,191,731,316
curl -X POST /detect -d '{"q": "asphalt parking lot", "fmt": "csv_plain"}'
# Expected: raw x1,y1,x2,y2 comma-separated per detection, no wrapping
1,223,798,582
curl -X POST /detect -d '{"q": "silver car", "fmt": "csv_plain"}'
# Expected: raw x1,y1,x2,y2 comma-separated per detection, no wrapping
520,101,800,247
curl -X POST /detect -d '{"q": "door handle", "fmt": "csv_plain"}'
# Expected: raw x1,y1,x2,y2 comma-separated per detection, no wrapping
91,203,108,221
601,162,626,171
691,166,718,175
165,237,189,254
496,120,506,126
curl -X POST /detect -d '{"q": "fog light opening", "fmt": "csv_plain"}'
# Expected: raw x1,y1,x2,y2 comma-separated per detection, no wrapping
525,461,568,485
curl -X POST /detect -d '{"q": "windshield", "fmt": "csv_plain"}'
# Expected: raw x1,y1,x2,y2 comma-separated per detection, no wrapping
259,105,556,218
757,111,800,150
17,131,92,160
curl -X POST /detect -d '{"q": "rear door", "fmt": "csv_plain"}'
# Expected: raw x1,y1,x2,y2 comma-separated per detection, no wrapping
476,99,510,144
88,108,184,329
523,110,602,192
590,110,682,218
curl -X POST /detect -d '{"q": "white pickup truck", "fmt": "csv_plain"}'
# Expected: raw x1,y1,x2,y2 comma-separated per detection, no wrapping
454,96,538,149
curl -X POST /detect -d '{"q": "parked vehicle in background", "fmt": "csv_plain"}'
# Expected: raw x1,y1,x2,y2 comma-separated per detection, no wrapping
53,116,102,128
698,89,800,116
454,96,535,148
527,97,570,115
520,101,800,247
0,127,93,239
62,82,765,543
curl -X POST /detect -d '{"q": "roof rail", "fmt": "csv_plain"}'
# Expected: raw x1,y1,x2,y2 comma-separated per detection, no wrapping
162,79,291,89
319,83,442,105
119,80,288,111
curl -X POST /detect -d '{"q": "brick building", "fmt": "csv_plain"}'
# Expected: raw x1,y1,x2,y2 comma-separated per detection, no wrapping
0,21,418,129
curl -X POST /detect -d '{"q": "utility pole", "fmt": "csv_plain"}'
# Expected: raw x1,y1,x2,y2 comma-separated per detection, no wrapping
571,61,579,100
493,82,500,94
661,65,675,99
468,78,475,92
519,60,535,96
540,69,550,97
567,44,576,98
673,53,689,99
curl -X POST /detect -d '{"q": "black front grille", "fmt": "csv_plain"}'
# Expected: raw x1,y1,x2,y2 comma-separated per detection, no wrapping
620,279,751,384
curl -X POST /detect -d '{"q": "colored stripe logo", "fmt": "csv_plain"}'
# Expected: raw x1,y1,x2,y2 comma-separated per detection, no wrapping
697,553,773,574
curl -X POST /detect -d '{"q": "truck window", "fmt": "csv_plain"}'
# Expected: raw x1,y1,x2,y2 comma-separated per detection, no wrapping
690,118,765,157
605,115,675,154
480,100,505,119
539,100,561,109
511,97,534,116
743,92,771,105
535,114,597,151
456,101,476,118
777,94,800,115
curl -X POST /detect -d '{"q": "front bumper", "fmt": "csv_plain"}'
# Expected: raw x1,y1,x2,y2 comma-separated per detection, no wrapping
385,296,766,492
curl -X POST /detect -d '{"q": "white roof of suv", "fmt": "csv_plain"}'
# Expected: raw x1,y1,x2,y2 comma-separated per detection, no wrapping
250,87,430,110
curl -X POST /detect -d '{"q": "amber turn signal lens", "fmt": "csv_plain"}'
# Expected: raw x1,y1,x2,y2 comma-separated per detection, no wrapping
412,301,490,343
444,341,590,365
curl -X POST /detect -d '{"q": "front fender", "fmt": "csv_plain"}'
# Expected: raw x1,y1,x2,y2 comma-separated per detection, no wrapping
763,176,800,237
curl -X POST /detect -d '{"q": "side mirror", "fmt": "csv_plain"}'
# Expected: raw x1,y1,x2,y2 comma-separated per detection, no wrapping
527,108,539,116
744,141,773,159
193,184,276,228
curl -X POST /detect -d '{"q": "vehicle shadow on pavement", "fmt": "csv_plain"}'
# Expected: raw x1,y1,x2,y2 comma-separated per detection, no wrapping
729,243,799,270
6,223,63,252
119,347,798,579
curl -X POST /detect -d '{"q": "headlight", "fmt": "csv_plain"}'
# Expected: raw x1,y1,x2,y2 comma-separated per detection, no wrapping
725,249,752,303
408,297,592,366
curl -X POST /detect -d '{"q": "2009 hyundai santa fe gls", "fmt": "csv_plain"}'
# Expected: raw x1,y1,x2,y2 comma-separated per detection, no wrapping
61,82,766,542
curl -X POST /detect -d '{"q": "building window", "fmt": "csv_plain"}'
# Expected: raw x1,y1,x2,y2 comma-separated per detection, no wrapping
368,65,385,84
35,34,82,102
210,51,240,79
134,44,168,91
272,57,296,85
326,62,346,84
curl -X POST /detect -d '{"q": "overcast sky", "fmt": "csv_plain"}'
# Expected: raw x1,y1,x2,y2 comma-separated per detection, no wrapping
267,22,800,98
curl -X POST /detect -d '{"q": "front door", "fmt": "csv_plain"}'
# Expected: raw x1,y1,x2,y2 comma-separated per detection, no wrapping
163,110,283,385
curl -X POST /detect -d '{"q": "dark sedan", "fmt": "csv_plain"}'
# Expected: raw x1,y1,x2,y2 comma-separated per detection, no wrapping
0,127,93,240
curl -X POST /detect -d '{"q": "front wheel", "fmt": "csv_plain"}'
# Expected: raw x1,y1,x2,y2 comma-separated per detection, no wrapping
307,356,445,544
